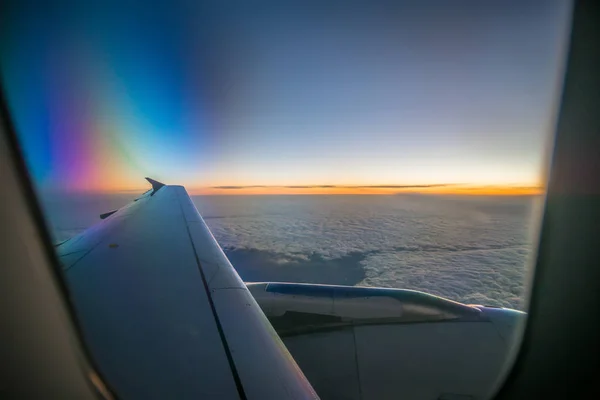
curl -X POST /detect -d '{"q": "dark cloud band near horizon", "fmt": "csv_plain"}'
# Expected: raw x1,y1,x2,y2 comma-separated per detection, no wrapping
203,184,543,195
212,184,456,189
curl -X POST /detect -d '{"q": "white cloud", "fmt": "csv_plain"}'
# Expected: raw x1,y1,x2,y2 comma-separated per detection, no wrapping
197,195,540,309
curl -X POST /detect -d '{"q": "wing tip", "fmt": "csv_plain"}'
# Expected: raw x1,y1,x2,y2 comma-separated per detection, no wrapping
100,210,118,220
145,177,166,195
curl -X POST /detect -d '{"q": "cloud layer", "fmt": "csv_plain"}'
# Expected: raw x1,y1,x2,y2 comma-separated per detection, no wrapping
196,194,542,309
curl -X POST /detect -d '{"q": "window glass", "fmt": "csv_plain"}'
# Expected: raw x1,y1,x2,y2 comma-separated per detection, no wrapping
1,1,572,399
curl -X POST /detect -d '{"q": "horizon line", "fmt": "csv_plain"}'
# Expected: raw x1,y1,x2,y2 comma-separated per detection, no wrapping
210,183,458,190
41,183,544,196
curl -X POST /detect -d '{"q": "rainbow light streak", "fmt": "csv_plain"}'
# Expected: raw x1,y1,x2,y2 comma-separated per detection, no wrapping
1,3,215,192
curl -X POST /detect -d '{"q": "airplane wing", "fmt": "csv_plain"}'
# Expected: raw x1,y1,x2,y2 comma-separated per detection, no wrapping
57,179,318,400
58,179,525,400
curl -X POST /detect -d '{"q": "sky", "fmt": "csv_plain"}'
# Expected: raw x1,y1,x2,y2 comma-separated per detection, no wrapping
0,1,572,194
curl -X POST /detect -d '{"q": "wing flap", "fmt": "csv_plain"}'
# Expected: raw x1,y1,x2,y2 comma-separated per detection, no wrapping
212,288,317,399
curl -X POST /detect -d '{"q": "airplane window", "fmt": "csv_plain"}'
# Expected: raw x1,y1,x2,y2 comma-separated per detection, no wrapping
0,1,572,399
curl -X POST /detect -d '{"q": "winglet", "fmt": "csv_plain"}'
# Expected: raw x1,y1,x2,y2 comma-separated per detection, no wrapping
145,177,166,196
100,210,118,220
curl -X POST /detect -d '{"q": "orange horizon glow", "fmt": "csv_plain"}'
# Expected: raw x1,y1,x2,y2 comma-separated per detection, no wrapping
66,183,544,196
189,185,544,196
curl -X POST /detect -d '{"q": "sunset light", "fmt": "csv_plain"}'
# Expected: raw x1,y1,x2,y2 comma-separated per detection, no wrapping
1,2,565,195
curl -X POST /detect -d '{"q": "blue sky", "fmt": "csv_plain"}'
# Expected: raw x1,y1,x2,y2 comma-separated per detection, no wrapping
1,0,572,192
